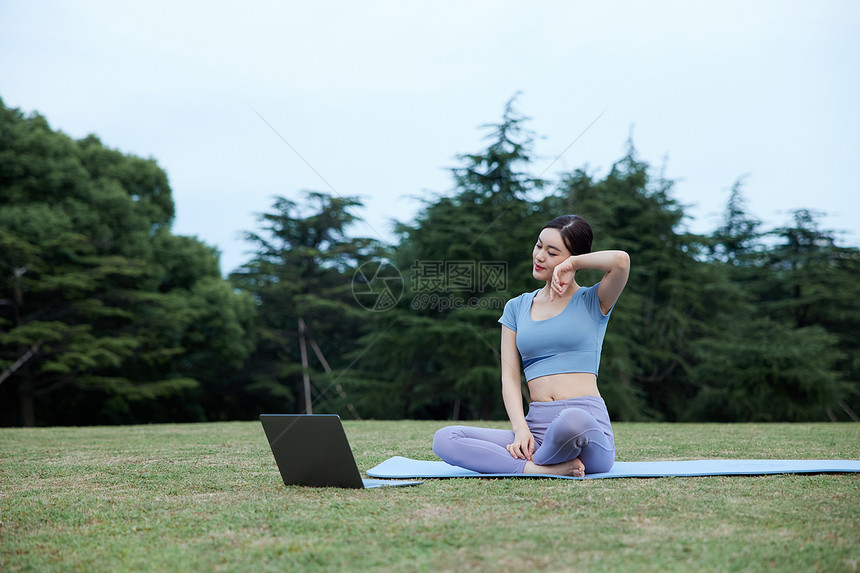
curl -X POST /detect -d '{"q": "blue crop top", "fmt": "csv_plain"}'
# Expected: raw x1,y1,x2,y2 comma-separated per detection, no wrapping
498,283,612,381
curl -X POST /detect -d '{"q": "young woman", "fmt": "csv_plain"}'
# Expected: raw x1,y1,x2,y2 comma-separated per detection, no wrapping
433,215,630,477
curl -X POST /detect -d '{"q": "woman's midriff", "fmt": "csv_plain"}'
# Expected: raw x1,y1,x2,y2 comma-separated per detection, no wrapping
527,372,600,402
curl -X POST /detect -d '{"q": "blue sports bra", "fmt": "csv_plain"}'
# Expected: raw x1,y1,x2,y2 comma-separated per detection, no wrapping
498,283,612,381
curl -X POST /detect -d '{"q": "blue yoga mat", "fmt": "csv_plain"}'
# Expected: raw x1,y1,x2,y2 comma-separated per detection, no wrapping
367,456,860,480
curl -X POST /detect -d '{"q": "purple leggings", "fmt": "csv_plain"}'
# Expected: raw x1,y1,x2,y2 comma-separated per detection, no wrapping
432,396,615,474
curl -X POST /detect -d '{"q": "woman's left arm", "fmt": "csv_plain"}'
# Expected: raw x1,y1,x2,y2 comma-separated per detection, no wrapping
551,250,630,314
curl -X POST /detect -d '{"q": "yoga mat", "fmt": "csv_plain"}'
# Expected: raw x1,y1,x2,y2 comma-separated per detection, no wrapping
367,456,860,480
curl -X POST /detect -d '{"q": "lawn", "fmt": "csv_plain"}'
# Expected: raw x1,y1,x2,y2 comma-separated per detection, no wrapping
2,420,858,572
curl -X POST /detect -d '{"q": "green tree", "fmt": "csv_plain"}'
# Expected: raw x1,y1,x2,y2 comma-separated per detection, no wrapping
757,209,858,419
709,177,763,266
690,202,856,421
342,96,548,420
0,99,254,426
547,146,722,421
229,191,379,416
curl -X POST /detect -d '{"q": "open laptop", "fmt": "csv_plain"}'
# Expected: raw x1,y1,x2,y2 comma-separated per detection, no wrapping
260,414,422,489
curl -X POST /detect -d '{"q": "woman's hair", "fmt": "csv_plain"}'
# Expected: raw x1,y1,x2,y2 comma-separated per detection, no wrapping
542,215,593,256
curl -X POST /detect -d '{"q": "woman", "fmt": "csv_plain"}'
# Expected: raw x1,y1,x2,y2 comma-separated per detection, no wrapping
433,215,630,477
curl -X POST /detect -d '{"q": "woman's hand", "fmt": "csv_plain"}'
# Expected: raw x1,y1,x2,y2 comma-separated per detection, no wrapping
550,256,577,301
506,427,535,461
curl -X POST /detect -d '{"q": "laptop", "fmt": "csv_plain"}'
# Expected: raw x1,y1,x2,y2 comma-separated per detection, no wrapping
260,414,423,489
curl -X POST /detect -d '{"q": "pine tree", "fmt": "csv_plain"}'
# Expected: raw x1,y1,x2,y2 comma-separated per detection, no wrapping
343,96,547,419
230,192,380,416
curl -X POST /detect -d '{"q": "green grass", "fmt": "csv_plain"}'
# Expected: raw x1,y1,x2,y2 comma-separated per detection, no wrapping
2,421,859,572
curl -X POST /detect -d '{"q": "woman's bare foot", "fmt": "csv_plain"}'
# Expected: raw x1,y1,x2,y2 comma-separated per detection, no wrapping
523,457,585,477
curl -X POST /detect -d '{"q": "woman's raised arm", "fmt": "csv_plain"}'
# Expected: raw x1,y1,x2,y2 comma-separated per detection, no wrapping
551,250,630,314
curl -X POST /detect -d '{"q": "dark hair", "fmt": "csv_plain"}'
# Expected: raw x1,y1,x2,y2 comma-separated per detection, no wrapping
542,215,593,256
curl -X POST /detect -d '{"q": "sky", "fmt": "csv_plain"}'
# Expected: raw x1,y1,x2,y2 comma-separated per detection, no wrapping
1,1,858,275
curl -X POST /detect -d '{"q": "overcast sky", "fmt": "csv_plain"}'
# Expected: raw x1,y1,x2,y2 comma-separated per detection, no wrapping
2,1,858,274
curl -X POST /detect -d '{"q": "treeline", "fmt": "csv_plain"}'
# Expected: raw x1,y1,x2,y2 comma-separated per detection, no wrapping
1,97,858,426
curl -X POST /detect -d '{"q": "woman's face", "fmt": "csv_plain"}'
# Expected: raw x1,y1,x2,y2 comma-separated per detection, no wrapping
532,228,571,281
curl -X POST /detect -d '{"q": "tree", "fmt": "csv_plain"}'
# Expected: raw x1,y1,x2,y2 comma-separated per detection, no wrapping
229,191,379,416
0,99,254,426
690,191,857,422
547,144,723,421
709,177,763,266
757,209,859,419
340,96,549,420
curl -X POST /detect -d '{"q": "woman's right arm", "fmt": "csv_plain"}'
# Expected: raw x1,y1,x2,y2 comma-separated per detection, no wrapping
500,325,534,461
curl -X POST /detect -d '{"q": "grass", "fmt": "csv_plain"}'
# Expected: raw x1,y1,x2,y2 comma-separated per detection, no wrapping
1,420,859,572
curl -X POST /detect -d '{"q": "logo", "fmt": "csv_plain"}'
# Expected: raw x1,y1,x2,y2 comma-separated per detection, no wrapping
351,260,404,312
